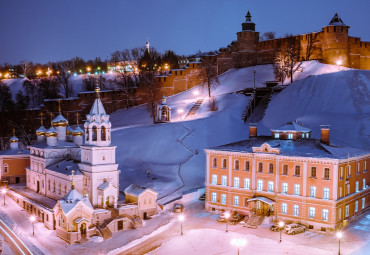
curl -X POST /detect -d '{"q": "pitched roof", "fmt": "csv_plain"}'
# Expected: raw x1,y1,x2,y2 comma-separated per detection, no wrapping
47,159,82,176
271,122,311,132
210,136,368,159
59,189,93,215
124,184,158,197
329,13,346,26
98,181,110,190
90,98,106,116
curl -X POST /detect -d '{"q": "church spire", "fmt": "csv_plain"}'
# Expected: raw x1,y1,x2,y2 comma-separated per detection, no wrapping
246,10,252,22
241,10,256,31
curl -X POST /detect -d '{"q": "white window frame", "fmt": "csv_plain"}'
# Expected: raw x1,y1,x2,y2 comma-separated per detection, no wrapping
288,133,293,139
274,133,279,139
221,194,226,205
322,209,329,222
293,204,299,216
345,205,349,217
356,181,359,192
234,177,240,188
310,186,316,198
323,188,329,200
268,181,274,192
234,196,239,206
212,175,217,185
363,178,366,190
244,178,250,190
282,183,288,194
294,184,300,196
257,180,263,191
212,192,217,203
309,207,315,219
281,203,287,214
355,200,358,213
221,176,227,186
362,197,365,209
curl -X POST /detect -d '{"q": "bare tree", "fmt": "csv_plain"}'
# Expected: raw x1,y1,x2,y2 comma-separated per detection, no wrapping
54,60,73,98
23,80,38,107
20,60,32,78
305,33,319,61
140,70,158,123
200,61,218,98
260,31,276,41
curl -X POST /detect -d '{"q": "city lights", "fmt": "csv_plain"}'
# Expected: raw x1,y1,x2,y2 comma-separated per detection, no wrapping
278,221,284,243
193,90,199,96
1,188,6,205
30,216,36,236
225,211,230,233
337,232,343,255
179,214,185,235
231,238,247,255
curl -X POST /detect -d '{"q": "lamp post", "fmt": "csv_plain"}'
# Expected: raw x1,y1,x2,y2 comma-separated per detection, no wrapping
231,238,247,255
336,232,343,255
225,212,230,233
30,216,36,236
177,109,184,120
179,214,184,235
336,60,342,71
278,221,284,243
1,188,6,205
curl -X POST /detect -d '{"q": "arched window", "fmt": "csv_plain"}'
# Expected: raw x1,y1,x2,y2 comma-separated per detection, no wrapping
3,163,9,174
48,179,50,190
86,128,89,141
92,126,97,141
59,215,64,228
101,126,106,141
64,185,67,194
58,183,61,194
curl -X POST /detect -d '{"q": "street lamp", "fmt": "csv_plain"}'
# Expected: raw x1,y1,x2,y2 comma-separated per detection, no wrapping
179,214,185,235
278,221,284,243
336,232,343,255
336,60,342,71
225,212,230,233
193,90,199,97
30,216,36,236
231,238,247,255
1,188,6,205
177,109,184,120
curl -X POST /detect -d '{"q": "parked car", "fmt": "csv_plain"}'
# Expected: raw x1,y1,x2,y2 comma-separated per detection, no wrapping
284,224,306,235
174,203,184,213
229,214,245,225
199,193,206,201
270,224,283,232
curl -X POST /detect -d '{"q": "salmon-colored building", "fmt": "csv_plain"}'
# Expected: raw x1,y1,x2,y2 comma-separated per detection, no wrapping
205,123,369,231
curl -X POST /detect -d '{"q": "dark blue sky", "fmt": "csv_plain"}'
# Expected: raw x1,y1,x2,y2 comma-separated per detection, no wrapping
1,0,369,64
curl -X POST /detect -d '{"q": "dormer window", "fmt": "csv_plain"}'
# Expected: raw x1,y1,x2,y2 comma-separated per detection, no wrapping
274,133,280,139
288,133,293,139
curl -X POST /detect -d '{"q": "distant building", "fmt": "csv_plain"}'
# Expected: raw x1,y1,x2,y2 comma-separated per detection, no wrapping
125,184,158,219
156,96,171,123
205,123,369,231
209,11,370,74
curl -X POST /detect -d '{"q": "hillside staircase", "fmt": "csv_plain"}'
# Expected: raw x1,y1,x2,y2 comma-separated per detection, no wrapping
97,219,113,240
245,214,265,229
185,98,204,119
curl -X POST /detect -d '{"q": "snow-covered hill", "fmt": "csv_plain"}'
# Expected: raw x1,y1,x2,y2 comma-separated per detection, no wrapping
108,60,368,200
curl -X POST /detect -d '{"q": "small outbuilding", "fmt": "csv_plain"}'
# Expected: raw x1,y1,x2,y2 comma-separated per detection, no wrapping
156,96,171,123
124,184,158,219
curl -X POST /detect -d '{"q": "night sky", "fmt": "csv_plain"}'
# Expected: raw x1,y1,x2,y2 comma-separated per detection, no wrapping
1,0,369,64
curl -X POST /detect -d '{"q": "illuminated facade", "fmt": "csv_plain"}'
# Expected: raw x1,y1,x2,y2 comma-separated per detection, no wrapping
205,123,370,230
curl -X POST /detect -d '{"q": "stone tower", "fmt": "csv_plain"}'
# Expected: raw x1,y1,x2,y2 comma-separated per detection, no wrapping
79,87,119,208
322,13,350,67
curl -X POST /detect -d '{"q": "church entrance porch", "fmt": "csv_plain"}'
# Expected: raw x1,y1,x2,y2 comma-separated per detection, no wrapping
80,223,87,237
248,197,275,216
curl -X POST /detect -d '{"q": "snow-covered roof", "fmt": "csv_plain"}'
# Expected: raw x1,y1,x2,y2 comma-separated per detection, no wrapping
210,137,369,159
30,140,79,149
36,126,47,134
89,97,106,116
74,217,90,224
271,122,311,132
59,188,93,215
124,184,158,197
47,159,82,176
52,114,68,124
328,13,346,26
0,149,30,156
98,181,109,190
46,126,57,134
247,197,275,205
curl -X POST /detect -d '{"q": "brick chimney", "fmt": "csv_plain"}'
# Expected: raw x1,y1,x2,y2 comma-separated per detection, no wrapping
249,124,257,138
320,125,330,145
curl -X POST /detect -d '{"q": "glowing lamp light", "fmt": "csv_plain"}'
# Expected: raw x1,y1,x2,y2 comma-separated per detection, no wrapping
336,60,342,66
337,232,343,239
193,90,199,96
177,109,184,114
225,212,231,219
73,73,77,76
231,238,247,247
278,221,284,228
30,216,36,222
1,188,6,194
87,67,91,72
102,71,106,74
179,215,185,222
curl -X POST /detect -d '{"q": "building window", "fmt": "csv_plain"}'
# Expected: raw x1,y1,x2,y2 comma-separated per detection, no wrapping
48,179,50,190
310,186,316,198
294,184,300,196
221,194,226,205
339,187,343,198
288,133,293,139
309,207,315,219
347,184,350,195
234,160,239,170
363,179,366,190
345,205,349,217
282,165,288,175
293,205,299,216
282,183,288,194
244,161,250,171
222,159,227,169
355,201,358,213
295,165,300,176
324,168,330,179
212,158,217,168
364,161,367,173
234,177,240,188
212,175,217,185
258,162,263,173
357,163,360,174
281,203,287,214
3,164,9,173
256,201,261,210
323,188,329,200
244,178,250,190
311,167,316,178
59,215,64,228
274,133,279,139
356,181,359,192
234,196,239,206
212,192,217,203
322,209,329,221
340,167,343,179
362,197,365,209
257,180,263,191
268,181,274,192
221,176,227,186
269,163,274,174
348,165,351,178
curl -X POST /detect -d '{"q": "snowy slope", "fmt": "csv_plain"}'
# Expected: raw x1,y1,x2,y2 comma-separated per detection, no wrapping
109,61,363,199
262,70,370,149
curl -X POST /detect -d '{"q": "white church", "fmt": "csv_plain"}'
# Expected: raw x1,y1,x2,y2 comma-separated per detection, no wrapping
8,87,158,243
